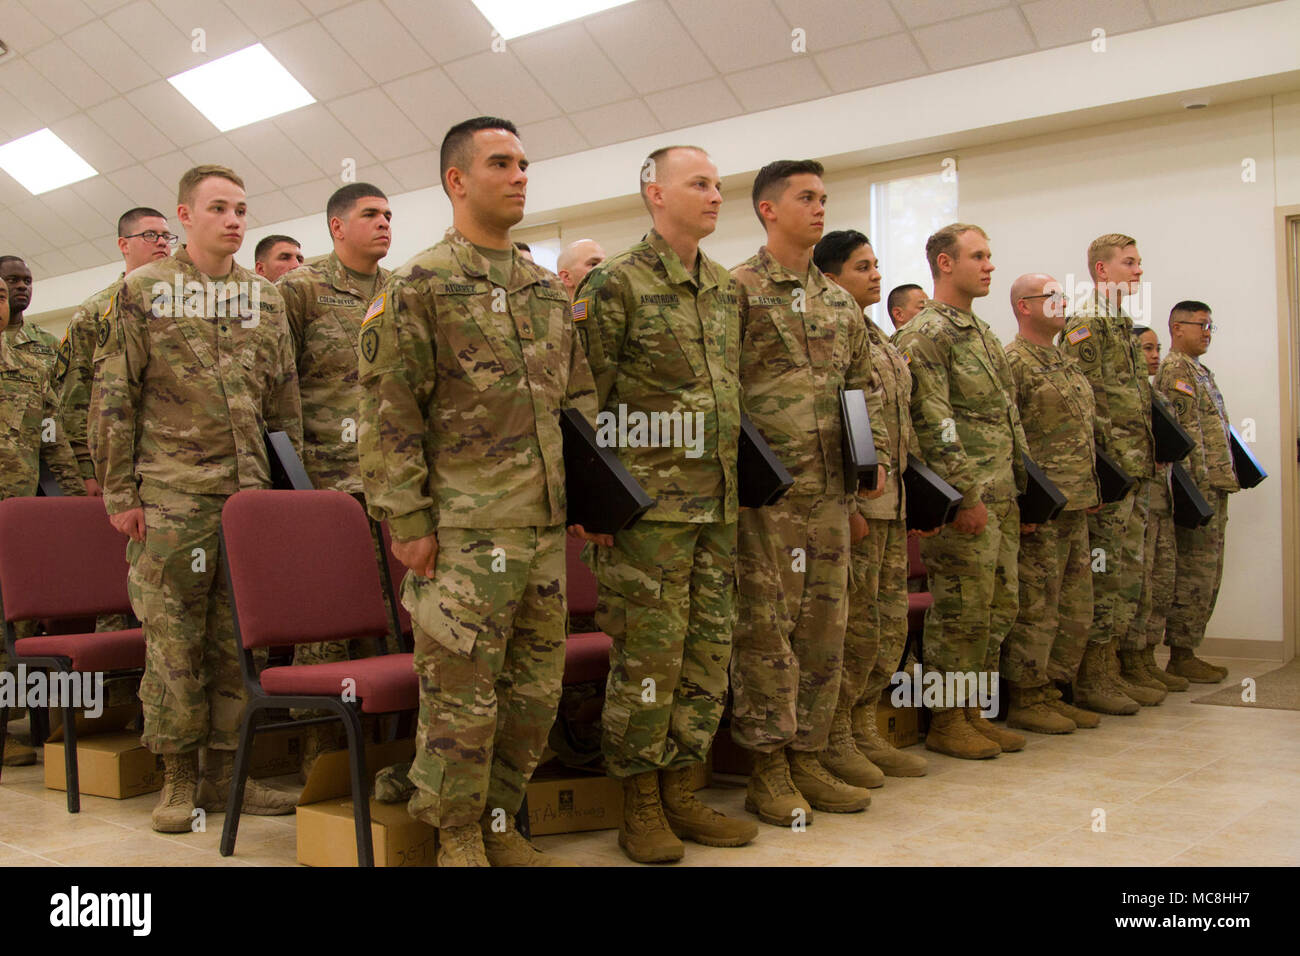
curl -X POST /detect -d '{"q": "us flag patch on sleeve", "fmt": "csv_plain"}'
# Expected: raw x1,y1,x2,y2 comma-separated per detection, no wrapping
571,298,588,322
362,293,385,326
1175,379,1196,397
1066,327,1092,344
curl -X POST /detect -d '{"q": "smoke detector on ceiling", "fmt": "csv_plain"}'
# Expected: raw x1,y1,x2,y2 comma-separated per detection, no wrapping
1182,96,1211,110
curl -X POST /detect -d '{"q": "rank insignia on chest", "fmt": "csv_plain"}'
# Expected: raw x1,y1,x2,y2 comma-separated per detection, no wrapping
1066,327,1092,344
1174,379,1196,397
360,327,379,363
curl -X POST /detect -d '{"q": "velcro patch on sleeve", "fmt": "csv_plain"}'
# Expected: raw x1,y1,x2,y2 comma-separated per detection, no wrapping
1175,379,1196,397
571,298,589,322
362,293,386,326
1066,326,1092,344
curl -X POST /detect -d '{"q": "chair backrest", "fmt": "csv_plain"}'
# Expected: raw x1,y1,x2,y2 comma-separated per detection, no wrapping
222,490,389,649
377,522,412,637
907,534,928,582
0,498,132,622
566,536,599,616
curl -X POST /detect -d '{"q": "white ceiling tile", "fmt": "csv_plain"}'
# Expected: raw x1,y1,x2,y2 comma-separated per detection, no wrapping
71,174,141,224
223,0,313,35
274,104,378,180
182,137,274,195
22,0,97,32
0,208,52,258
48,113,134,175
383,68,476,138
147,150,200,195
0,101,44,142
63,239,115,270
443,50,562,125
104,1,203,78
299,0,353,13
65,20,160,93
382,0,494,64
1021,0,1153,48
516,116,588,162
24,40,116,111
0,60,78,124
321,0,434,83
383,150,440,192
13,197,82,248
226,123,324,188
813,33,928,93
570,98,662,149
584,0,715,95
262,18,374,101
644,77,744,131
30,248,79,279
128,81,217,147
42,188,111,241
892,0,1010,29
1146,0,1265,21
0,171,33,207
283,177,335,217
0,0,56,51
153,0,258,60
511,23,634,112
324,88,434,162
104,163,173,211
774,0,905,46
83,0,137,12
668,0,797,73
724,56,831,113
912,7,1035,71
246,189,303,227
87,97,177,159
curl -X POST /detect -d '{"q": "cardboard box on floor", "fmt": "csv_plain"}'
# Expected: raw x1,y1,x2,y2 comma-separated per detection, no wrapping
296,738,436,868
525,756,709,836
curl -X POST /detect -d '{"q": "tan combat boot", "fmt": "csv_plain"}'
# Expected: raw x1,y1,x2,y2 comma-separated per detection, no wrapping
924,707,1000,759
819,708,885,789
1167,646,1228,683
1109,643,1165,705
1006,684,1075,734
197,749,298,815
965,706,1027,752
3,736,36,767
438,823,489,866
661,766,757,847
1118,647,1170,704
618,771,685,863
851,697,927,776
1074,642,1139,715
480,813,572,866
788,749,871,812
151,751,200,833
745,748,813,827
1142,645,1189,692
1042,683,1100,728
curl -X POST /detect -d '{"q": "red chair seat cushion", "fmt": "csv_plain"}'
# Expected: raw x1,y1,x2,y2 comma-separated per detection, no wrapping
564,632,611,685
260,654,417,714
907,593,932,635
14,629,145,671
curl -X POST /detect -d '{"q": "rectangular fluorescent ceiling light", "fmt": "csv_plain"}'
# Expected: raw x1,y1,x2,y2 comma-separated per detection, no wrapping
168,43,314,132
0,128,97,195
471,0,636,39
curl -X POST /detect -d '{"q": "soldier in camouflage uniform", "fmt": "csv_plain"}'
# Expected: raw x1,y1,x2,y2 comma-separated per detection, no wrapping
893,224,1029,760
729,164,888,826
1059,234,1164,712
1002,274,1103,734
91,165,303,833
1155,301,1237,683
1,257,60,384
358,118,600,867
576,145,757,862
815,230,929,779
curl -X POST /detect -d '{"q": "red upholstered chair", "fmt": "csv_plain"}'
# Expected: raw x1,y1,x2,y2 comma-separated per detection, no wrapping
218,490,418,867
564,536,611,685
0,497,145,813
904,535,934,671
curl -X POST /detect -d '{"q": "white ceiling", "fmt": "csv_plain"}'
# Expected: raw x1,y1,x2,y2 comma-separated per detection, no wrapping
0,0,1280,279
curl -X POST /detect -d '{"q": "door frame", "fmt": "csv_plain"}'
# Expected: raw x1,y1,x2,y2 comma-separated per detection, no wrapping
1274,205,1300,664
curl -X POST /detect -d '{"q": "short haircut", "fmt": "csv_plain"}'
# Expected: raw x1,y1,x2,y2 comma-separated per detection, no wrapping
439,116,519,194
1169,300,1211,330
888,283,925,316
254,234,299,264
514,241,531,252
1087,233,1137,280
117,207,167,238
751,159,824,224
178,164,244,207
639,145,706,209
925,223,987,279
326,183,387,226
0,255,25,269
812,229,869,276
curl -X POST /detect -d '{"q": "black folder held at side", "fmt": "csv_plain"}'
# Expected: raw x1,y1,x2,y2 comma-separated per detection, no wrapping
840,388,879,493
903,454,963,531
1152,399,1194,463
560,408,655,536
738,414,795,509
1229,426,1267,489
1171,461,1215,528
265,430,314,491
36,461,62,497
1018,454,1068,525
1095,448,1136,503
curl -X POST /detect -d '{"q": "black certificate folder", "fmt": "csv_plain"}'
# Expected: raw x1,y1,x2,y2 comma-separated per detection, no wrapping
1018,454,1067,524
738,415,794,508
903,454,962,531
840,388,879,493
1095,448,1136,503
266,431,313,490
1230,426,1266,489
1152,399,1194,463
561,407,655,536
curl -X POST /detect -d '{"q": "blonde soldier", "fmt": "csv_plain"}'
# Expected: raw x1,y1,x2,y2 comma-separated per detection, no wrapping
58,208,175,496
91,165,303,833
816,230,929,778
730,165,889,825
576,145,757,863
358,117,602,867
1155,301,1237,683
1,256,60,383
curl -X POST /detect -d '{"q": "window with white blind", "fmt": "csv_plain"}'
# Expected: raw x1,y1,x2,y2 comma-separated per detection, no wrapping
867,170,958,331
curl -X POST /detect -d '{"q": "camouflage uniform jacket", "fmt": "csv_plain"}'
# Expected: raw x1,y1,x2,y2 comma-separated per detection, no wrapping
0,334,82,497
358,227,598,540
859,319,921,520
90,245,303,514
575,228,741,524
1155,350,1239,494
4,322,61,386
58,274,122,480
894,299,1028,507
279,252,391,493
1005,334,1100,511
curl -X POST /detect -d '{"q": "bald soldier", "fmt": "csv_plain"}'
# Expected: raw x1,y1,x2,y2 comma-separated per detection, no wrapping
576,144,757,863
1002,274,1103,733
557,239,606,299
1,256,60,383
91,164,303,833
893,224,1030,760
358,117,601,867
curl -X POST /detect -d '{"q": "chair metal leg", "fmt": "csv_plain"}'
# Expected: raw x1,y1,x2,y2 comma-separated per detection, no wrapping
339,705,374,867
61,703,80,813
0,701,8,786
219,708,260,856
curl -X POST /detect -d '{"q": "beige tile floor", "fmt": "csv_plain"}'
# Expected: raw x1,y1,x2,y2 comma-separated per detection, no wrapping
1,655,1296,867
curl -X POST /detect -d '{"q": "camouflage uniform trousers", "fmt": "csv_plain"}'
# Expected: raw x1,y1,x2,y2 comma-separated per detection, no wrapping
837,516,908,714
406,525,565,829
1002,509,1093,687
595,518,736,778
731,493,851,753
1122,476,1172,651
128,480,242,754
919,498,1019,702
1166,491,1229,649
1142,477,1176,648
1085,481,1150,648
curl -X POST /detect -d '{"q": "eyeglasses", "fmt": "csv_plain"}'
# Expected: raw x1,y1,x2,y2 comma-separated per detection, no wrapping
1020,291,1066,305
1174,320,1216,332
124,230,179,245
